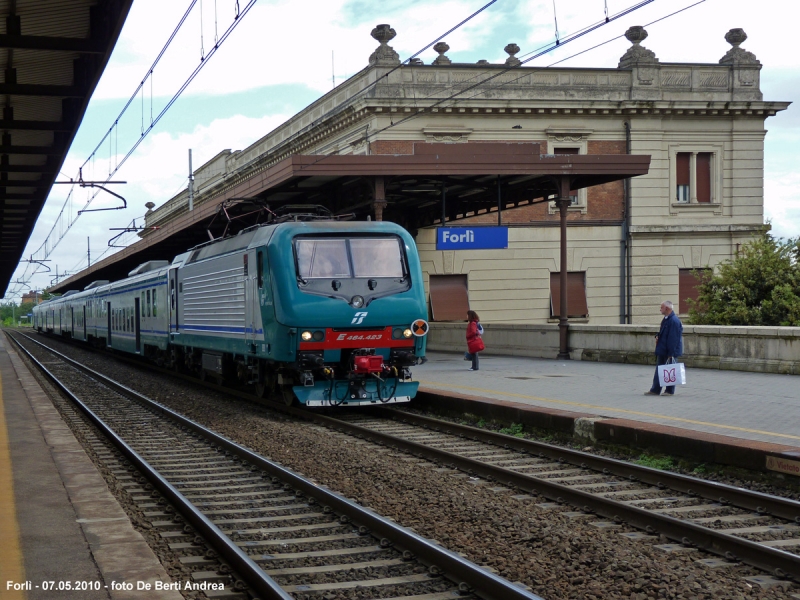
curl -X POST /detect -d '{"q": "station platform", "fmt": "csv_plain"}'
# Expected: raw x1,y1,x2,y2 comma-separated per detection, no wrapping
0,334,182,600
415,351,800,475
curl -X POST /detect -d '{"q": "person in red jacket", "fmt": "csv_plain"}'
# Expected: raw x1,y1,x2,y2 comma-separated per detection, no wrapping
465,310,485,371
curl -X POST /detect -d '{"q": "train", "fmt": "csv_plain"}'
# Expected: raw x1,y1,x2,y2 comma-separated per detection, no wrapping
32,219,429,407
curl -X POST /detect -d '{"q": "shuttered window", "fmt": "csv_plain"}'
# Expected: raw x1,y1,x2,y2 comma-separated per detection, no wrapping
550,272,589,318
676,152,690,202
429,274,470,321
679,268,710,314
696,153,711,203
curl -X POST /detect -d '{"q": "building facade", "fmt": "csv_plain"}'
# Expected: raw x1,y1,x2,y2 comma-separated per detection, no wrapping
143,25,789,325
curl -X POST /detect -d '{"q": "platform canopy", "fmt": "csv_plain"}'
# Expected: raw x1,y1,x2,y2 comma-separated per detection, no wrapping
50,142,650,293
0,0,133,296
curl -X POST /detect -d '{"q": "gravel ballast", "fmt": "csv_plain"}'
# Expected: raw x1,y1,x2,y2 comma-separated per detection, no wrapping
15,333,799,600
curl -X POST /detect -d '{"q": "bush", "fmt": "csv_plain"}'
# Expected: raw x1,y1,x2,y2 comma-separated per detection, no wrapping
688,234,800,326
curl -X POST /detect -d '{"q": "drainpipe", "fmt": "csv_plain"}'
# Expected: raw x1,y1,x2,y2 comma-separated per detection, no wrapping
623,121,632,324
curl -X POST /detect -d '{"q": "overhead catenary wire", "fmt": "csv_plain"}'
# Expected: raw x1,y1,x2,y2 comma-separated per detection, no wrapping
8,0,707,299
446,0,708,107
8,0,256,298
290,0,657,176
362,0,658,140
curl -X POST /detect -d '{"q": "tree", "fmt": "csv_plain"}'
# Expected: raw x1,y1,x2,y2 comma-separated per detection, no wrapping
1,301,18,326
688,234,800,326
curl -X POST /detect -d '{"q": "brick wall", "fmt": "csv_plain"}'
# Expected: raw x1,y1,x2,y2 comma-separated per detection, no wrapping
586,140,625,220
371,140,414,154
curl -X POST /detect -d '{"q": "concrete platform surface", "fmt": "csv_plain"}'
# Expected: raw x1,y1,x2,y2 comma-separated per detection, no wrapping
415,351,800,473
0,334,183,600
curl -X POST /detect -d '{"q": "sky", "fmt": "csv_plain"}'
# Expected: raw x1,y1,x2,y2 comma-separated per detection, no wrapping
4,0,798,301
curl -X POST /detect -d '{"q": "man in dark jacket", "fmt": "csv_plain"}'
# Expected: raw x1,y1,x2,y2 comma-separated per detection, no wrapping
645,300,683,396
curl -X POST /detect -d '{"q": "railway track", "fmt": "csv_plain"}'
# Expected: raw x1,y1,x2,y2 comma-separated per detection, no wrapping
293,408,800,588
8,331,543,600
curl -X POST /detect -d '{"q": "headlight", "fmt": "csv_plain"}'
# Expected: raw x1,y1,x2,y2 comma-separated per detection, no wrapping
312,330,325,341
301,330,313,341
403,328,413,338
351,295,364,308
392,327,404,339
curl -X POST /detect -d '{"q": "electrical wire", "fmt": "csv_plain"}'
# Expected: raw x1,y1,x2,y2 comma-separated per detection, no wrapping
232,0,501,175
289,0,655,176
8,0,256,297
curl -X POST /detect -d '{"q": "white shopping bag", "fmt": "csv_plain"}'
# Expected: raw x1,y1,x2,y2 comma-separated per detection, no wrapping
658,360,686,387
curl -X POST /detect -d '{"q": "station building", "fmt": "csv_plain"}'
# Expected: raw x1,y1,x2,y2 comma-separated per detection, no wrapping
140,25,789,325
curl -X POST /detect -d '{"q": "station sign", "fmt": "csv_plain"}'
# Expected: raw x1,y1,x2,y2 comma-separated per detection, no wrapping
436,227,508,250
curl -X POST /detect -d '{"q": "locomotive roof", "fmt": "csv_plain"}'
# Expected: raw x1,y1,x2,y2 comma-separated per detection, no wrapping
185,220,409,264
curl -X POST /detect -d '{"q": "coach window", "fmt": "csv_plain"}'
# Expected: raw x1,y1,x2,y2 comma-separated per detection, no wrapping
152,289,157,317
141,292,146,317
147,290,151,317
257,251,264,287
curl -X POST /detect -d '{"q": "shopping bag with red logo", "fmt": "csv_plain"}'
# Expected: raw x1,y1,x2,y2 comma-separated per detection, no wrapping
657,358,686,387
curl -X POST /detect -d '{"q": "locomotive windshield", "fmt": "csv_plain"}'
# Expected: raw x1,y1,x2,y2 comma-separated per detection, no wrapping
296,237,405,279
293,235,411,305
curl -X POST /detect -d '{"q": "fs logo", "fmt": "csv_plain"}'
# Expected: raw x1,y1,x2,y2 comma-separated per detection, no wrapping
351,311,368,325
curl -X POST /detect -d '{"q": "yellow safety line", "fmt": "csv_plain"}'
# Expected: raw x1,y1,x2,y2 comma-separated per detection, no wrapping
419,381,800,443
0,367,27,599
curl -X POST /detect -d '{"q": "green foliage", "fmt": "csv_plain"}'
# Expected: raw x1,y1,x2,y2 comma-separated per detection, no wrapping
1,299,37,326
499,422,525,437
634,454,674,471
688,234,800,326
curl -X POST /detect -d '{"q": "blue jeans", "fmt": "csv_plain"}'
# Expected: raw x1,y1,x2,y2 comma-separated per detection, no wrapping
651,355,675,395
466,352,480,370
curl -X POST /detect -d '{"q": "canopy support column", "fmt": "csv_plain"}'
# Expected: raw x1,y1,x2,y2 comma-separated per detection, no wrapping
373,176,386,221
556,175,572,360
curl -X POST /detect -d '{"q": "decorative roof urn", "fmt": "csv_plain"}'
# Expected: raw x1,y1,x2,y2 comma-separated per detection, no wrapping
432,41,451,65
719,28,760,65
504,43,521,66
369,24,401,66
618,25,658,68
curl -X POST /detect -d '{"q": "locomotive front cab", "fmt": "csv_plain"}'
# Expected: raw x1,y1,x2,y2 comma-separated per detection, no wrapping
270,223,428,406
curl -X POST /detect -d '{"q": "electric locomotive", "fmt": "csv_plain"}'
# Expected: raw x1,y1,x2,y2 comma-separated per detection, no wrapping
33,219,428,407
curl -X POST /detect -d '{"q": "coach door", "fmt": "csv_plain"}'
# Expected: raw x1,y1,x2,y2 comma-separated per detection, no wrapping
134,297,141,352
106,302,112,346
169,268,178,334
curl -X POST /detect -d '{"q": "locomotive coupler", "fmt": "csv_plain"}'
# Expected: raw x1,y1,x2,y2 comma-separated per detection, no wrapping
348,379,369,400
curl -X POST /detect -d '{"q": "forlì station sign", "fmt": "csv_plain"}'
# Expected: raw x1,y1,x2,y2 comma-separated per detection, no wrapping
436,227,508,250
